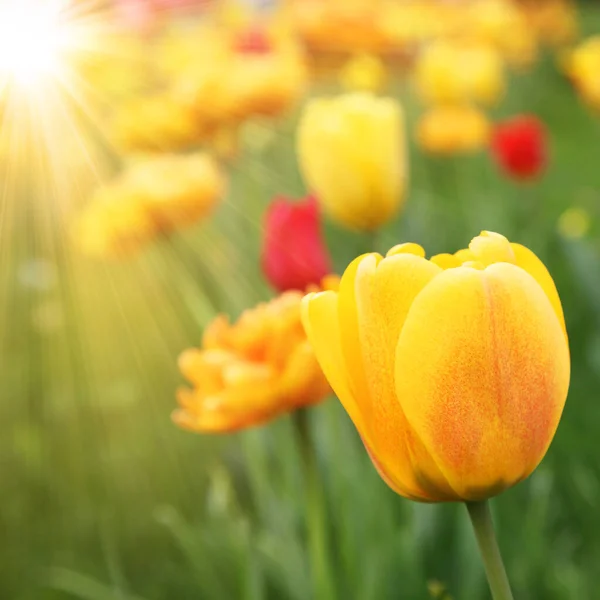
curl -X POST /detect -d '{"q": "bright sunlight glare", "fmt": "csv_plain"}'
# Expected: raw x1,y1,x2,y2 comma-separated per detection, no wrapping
0,2,72,87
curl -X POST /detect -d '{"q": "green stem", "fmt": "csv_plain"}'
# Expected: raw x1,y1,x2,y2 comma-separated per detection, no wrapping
363,229,379,255
293,409,336,600
465,500,514,600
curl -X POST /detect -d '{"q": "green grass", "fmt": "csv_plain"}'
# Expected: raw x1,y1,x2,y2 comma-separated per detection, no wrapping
3,10,600,600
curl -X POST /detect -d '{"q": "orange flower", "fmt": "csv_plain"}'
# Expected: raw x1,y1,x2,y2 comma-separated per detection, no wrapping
173,278,338,433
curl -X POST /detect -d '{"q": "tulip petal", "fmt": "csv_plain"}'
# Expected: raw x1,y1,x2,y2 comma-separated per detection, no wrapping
303,281,442,500
510,242,566,333
353,254,457,500
395,264,570,500
469,231,516,266
279,340,331,408
430,253,462,269
337,254,381,412
301,291,362,428
386,242,426,258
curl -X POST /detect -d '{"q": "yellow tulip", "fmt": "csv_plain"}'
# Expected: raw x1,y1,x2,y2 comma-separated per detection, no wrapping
563,36,600,110
525,0,579,47
416,105,490,155
227,44,308,119
382,2,462,47
302,231,569,502
467,0,538,68
121,153,226,231
75,188,156,259
111,94,211,153
339,53,387,93
414,40,505,106
290,0,389,55
175,33,306,125
75,153,225,259
297,92,406,231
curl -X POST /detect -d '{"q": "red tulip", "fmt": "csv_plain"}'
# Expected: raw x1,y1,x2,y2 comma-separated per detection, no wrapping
261,195,332,292
233,27,273,55
491,115,548,181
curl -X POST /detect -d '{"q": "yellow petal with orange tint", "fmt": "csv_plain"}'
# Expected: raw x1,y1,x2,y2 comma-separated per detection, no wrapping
353,253,457,500
301,291,363,429
510,242,566,333
395,264,570,500
337,254,381,411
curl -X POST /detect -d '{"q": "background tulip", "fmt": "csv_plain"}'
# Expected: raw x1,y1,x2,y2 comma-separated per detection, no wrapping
173,287,335,433
339,53,387,93
491,115,548,180
563,35,600,110
416,105,491,155
261,195,332,293
297,92,406,232
414,40,505,107
302,231,569,502
75,153,225,258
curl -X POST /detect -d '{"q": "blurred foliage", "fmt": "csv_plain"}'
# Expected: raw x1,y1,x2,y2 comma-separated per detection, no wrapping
3,4,600,600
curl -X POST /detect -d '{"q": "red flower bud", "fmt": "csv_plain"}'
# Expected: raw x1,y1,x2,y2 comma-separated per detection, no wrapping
233,27,273,55
491,115,548,181
261,195,332,292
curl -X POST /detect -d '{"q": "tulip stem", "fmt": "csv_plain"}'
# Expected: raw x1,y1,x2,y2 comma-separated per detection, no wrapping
465,500,514,600
293,409,336,600
364,230,379,254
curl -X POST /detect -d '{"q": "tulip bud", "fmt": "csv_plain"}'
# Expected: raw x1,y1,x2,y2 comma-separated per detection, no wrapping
261,195,332,293
491,115,548,180
297,92,406,232
302,231,569,502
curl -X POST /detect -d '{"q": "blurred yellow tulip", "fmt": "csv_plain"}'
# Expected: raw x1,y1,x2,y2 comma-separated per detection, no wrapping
467,0,538,68
525,0,579,47
302,231,570,501
173,279,338,433
416,105,490,155
289,0,390,54
75,188,156,259
563,36,600,110
228,43,308,119
339,53,387,93
415,40,505,106
382,2,462,47
111,94,210,153
72,33,151,101
174,31,307,124
122,153,226,231
75,153,225,258
297,92,406,231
